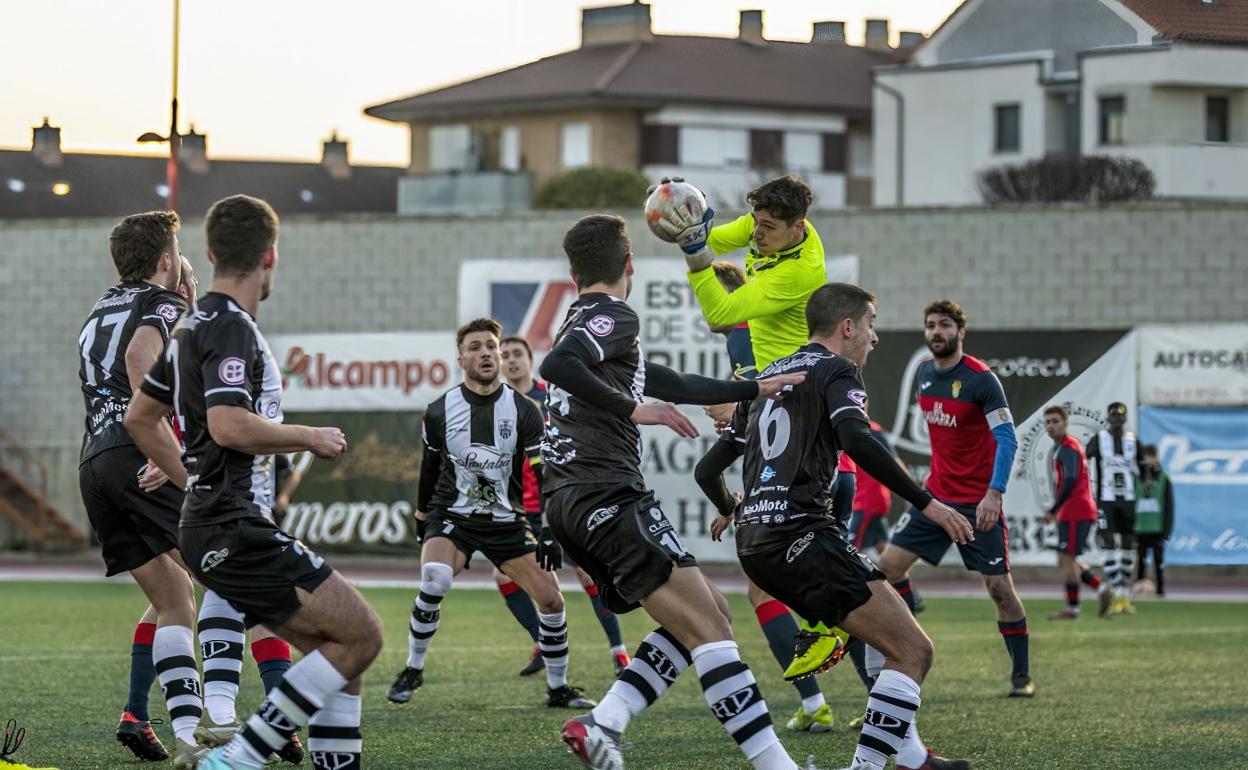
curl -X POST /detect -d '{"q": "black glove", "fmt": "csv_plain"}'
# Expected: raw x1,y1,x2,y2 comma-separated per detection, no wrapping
415,515,427,543
537,535,563,571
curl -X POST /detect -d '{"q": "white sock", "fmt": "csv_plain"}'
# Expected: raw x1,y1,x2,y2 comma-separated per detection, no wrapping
308,690,362,769
407,562,452,669
895,721,928,768
539,610,570,689
691,640,793,768
198,590,246,724
864,644,885,680
592,627,691,734
153,624,202,745
854,669,921,768
801,693,825,716
610,644,629,656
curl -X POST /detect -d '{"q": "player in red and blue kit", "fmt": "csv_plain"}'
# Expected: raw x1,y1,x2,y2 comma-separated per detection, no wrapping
876,300,1035,698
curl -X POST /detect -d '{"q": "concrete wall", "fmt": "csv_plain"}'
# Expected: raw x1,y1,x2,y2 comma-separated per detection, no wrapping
2,200,1246,545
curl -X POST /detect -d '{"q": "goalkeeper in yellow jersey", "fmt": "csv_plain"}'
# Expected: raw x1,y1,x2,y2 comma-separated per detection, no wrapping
655,176,849,694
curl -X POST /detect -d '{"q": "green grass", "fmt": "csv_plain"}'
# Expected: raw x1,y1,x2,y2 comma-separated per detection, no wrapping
1,581,1245,769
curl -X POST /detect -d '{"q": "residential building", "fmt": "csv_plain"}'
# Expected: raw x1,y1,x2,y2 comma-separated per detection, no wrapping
1,119,403,219
365,2,919,213
873,0,1248,206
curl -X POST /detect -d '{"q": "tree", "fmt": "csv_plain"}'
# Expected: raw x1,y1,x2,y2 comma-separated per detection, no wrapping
978,155,1155,204
533,167,651,209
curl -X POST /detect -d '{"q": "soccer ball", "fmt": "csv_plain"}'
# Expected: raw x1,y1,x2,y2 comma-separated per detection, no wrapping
644,179,707,243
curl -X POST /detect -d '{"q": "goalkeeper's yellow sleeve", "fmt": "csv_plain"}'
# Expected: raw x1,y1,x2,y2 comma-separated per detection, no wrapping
708,214,754,256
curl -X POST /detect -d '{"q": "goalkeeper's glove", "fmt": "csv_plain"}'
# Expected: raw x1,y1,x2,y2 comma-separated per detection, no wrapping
537,535,563,571
676,207,715,272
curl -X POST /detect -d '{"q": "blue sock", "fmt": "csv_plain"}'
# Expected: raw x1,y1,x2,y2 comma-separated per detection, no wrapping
125,622,157,721
585,585,624,648
252,637,293,695
499,581,541,644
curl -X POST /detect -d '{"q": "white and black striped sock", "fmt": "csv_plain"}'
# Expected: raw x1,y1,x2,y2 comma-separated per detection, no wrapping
693,640,794,769
854,669,922,769
198,590,245,725
1119,549,1135,595
1104,551,1123,591
153,624,203,745
407,562,453,670
539,610,570,689
591,627,691,734
224,650,347,768
308,690,362,770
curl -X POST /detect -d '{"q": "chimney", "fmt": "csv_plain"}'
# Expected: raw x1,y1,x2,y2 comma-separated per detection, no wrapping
322,130,351,180
738,9,765,45
179,125,209,174
581,1,653,47
811,21,846,44
898,31,925,49
865,18,891,50
31,117,63,168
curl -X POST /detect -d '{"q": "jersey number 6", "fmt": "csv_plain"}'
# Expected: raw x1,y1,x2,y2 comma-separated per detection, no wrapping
759,400,791,460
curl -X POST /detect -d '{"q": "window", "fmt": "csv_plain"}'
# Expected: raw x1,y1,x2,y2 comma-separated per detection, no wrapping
679,127,748,168
1099,96,1125,146
1206,96,1230,143
429,124,471,171
784,132,821,171
750,129,784,170
560,122,591,169
822,133,847,173
500,126,521,171
994,104,1020,153
641,124,679,165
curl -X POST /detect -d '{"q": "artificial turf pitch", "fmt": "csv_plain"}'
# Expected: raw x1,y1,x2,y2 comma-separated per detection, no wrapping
1,581,1244,769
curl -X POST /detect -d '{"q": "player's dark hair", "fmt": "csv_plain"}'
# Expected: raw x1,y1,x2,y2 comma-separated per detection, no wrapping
562,214,631,289
1044,405,1069,419
500,335,533,359
1141,444,1158,458
204,194,279,278
923,299,967,329
457,318,502,350
806,282,876,337
109,210,180,282
712,261,746,292
746,176,812,225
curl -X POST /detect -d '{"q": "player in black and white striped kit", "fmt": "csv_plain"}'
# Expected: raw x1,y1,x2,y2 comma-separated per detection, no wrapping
127,195,382,770
541,215,808,770
386,318,594,710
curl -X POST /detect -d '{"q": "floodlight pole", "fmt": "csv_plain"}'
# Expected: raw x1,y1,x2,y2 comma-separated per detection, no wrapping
167,0,181,212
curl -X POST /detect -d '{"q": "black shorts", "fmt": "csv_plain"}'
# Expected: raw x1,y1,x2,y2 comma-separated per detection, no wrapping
1056,520,1095,557
79,446,183,576
738,522,883,629
848,510,889,551
181,516,333,629
1098,501,1136,545
831,472,856,529
426,510,537,569
544,483,697,615
890,500,1011,575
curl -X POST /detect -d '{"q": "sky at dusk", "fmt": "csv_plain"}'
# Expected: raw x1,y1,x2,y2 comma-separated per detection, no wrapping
3,0,960,166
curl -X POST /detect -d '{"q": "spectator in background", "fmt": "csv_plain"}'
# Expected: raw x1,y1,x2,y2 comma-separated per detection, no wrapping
1134,445,1174,597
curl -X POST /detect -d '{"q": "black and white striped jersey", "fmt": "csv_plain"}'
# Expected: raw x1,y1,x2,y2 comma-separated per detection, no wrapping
542,293,646,492
419,383,544,522
78,281,186,462
140,292,284,526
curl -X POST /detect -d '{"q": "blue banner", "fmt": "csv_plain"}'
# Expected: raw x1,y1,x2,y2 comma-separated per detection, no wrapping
1139,406,1248,565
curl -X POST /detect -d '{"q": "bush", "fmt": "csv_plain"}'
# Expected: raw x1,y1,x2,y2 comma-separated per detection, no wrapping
533,167,652,209
978,155,1155,204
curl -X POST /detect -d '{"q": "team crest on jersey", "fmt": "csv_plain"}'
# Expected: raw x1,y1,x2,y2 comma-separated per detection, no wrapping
219,357,246,385
848,388,867,407
951,380,962,399
497,418,513,440
587,314,615,337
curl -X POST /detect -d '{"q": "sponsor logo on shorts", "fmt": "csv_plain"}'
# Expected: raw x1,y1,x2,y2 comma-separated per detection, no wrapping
987,557,1004,566
587,314,615,337
759,466,776,483
710,686,757,720
200,548,229,572
785,532,815,563
649,507,662,520
586,505,619,532
219,357,246,385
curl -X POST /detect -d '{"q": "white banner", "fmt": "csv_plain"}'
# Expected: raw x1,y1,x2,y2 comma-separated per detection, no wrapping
1007,331,1138,564
1138,324,1248,406
269,332,458,412
459,255,859,562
